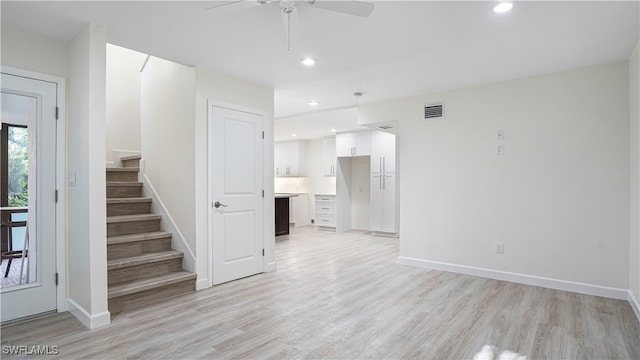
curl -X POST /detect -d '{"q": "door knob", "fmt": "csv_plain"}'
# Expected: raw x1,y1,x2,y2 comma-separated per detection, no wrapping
214,201,227,208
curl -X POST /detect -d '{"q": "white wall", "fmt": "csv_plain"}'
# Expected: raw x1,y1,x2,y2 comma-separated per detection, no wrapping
140,57,196,254
105,44,146,165
630,40,640,315
194,66,275,285
67,24,110,328
360,61,630,291
1,26,68,78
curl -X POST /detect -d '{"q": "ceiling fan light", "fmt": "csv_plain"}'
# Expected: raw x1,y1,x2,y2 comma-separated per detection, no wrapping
493,2,513,13
301,57,317,67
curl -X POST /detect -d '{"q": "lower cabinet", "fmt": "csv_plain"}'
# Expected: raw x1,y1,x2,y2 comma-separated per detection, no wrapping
315,194,336,229
371,173,396,233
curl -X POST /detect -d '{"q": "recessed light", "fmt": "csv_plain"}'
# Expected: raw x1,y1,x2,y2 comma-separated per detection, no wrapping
301,57,316,67
291,133,297,137
308,100,320,106
493,2,513,13
330,129,336,132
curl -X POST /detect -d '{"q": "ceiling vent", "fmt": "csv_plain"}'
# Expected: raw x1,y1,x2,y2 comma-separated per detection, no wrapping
378,125,394,130
424,101,444,120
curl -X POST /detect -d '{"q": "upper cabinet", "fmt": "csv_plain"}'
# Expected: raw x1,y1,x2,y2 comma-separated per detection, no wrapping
275,140,305,177
370,130,396,173
323,136,336,176
336,130,371,157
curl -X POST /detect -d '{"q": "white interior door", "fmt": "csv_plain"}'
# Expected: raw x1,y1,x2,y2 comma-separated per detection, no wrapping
210,104,264,285
1,72,57,322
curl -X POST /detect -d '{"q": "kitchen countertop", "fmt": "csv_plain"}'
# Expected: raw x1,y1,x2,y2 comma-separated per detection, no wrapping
275,193,300,198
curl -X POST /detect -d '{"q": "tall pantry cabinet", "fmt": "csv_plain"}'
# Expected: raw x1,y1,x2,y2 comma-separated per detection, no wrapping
370,130,398,234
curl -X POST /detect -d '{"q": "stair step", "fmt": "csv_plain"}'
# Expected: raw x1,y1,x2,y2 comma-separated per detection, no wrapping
107,214,161,237
108,271,196,299
107,197,152,216
106,168,140,182
107,271,196,314
107,213,161,224
107,232,173,260
107,231,172,245
108,250,183,271
107,182,143,198
121,155,142,168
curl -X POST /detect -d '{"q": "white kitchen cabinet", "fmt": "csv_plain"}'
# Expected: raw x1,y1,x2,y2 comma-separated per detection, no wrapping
336,130,370,157
323,136,336,176
371,173,396,233
275,140,305,177
315,194,336,229
290,194,308,226
370,130,396,173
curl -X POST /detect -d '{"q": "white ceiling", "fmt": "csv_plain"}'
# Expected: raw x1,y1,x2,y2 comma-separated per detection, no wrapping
2,1,639,140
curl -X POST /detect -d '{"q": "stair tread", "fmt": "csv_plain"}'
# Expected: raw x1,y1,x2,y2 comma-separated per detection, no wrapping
107,214,161,223
106,167,140,172
108,271,196,299
106,182,143,186
120,155,142,161
107,231,172,245
107,197,152,204
108,250,183,270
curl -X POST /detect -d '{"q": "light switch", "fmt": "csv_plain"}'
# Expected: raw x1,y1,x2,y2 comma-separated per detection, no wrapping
68,172,76,187
497,129,505,141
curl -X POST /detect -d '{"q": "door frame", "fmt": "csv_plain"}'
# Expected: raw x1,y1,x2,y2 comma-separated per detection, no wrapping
1,66,67,314
206,99,267,287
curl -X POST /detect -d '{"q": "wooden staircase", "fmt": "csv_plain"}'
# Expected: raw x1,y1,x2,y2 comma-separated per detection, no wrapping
106,155,196,315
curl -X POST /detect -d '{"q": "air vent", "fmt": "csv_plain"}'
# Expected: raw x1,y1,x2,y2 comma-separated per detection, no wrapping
424,101,444,119
378,125,394,130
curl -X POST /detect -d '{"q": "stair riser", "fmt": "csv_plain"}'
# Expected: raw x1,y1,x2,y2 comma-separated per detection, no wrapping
108,258,183,285
107,219,160,237
107,186,142,198
108,238,172,259
122,159,141,168
109,279,195,315
106,172,138,182
107,202,152,216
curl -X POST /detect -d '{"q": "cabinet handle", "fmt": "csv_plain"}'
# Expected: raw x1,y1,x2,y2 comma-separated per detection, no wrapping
379,175,382,190
379,156,382,172
383,156,386,172
383,175,386,190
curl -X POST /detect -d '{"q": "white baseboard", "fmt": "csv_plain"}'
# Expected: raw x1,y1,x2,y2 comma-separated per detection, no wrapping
629,290,640,323
266,261,277,272
195,278,210,291
397,256,629,301
67,299,110,329
141,173,196,273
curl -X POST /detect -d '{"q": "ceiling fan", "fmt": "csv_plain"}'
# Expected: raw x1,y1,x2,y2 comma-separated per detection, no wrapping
205,0,375,51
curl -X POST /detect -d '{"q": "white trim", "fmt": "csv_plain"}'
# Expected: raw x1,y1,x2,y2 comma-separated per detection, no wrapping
67,299,110,330
207,99,268,287
0,66,68,315
141,170,195,272
266,261,277,272
397,256,629,300
629,290,640,323
195,278,210,291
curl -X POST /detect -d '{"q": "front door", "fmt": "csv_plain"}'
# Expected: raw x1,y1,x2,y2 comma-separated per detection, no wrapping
1,71,58,322
210,104,264,285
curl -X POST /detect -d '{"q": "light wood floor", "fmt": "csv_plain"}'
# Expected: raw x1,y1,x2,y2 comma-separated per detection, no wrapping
2,227,639,359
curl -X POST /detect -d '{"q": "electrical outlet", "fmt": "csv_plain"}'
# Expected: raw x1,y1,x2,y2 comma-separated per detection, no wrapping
497,143,505,156
495,242,504,254
497,129,505,141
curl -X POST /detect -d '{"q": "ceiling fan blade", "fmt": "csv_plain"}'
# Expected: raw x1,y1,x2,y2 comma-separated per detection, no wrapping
306,0,374,17
203,1,260,12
